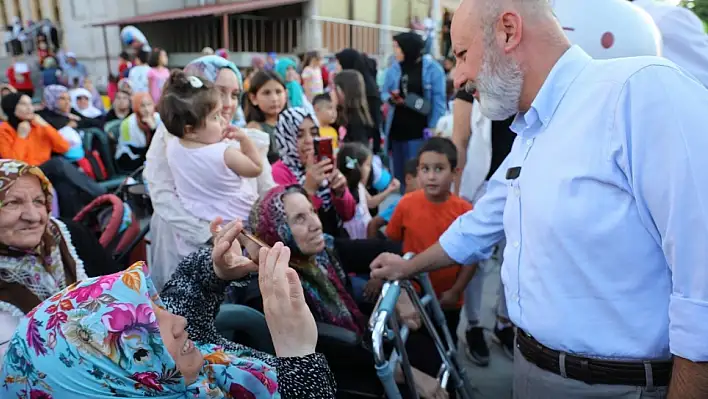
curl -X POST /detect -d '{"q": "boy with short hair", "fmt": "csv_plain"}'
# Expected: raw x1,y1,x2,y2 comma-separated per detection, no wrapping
385,137,476,341
312,93,339,150
367,158,419,238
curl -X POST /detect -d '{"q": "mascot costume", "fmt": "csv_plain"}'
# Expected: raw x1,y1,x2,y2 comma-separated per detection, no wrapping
120,26,151,52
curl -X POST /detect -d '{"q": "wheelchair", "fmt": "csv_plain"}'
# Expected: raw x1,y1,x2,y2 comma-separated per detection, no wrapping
215,252,474,398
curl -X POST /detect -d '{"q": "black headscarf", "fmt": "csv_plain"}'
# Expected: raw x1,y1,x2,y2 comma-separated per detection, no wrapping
335,49,379,98
1,93,24,130
393,32,425,67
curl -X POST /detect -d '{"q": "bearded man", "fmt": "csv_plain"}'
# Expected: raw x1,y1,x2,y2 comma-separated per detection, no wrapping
370,0,708,397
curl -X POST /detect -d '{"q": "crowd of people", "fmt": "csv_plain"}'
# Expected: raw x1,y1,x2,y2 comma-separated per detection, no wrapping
2,0,708,398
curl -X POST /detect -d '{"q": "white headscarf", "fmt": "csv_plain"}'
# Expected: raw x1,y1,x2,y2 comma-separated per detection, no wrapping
70,88,102,118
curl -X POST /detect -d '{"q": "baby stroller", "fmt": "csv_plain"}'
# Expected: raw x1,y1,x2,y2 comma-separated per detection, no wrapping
370,253,474,399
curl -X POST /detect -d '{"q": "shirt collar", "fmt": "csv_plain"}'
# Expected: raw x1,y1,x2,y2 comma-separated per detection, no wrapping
511,45,592,135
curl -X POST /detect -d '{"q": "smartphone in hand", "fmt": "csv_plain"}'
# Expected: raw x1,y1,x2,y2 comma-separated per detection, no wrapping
314,137,334,162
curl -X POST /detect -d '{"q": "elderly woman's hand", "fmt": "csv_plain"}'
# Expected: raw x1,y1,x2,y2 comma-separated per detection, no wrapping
211,219,258,281
259,243,317,358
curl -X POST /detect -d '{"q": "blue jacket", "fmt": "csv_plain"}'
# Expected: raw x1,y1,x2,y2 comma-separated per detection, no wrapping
381,54,447,137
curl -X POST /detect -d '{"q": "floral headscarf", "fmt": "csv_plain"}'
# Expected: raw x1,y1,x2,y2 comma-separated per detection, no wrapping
0,159,85,315
43,84,69,114
1,262,280,398
246,185,365,335
274,107,333,211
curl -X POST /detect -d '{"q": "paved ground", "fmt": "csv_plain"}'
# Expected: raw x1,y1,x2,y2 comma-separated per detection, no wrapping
455,263,513,399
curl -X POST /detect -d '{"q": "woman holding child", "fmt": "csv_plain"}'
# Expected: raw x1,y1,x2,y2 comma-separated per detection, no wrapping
144,55,275,290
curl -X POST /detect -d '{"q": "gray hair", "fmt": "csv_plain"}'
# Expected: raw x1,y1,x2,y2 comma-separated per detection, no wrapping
479,0,553,24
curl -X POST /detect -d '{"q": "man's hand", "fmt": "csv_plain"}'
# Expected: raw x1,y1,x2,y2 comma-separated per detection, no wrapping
370,252,414,281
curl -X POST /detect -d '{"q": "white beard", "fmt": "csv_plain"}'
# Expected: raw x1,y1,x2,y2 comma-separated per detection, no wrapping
476,42,524,121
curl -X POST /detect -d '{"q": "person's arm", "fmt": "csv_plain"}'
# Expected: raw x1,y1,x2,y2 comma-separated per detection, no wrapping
451,91,474,195
612,65,708,398
161,247,336,398
143,124,212,245
367,215,387,239
384,198,407,242
411,154,511,275
332,186,356,221
427,59,448,129
381,67,395,103
333,238,402,274
41,124,70,154
0,127,21,159
365,186,396,209
224,142,263,178
301,68,314,100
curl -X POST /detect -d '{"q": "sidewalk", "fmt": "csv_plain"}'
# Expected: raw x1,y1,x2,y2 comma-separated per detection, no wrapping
456,261,514,398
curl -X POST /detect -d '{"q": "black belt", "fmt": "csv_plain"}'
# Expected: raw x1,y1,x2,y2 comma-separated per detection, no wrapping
516,330,672,387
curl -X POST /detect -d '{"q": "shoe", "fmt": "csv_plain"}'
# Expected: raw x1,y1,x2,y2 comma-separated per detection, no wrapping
465,326,490,367
492,325,515,360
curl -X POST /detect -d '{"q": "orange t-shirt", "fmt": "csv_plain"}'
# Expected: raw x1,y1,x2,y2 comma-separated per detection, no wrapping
0,121,70,166
386,190,473,307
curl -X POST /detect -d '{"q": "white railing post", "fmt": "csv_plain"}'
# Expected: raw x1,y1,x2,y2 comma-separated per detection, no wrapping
380,0,392,59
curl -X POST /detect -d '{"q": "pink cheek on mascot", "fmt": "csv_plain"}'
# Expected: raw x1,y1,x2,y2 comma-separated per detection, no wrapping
552,0,662,58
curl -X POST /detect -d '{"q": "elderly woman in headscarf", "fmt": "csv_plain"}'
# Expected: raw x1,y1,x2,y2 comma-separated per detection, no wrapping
37,85,103,132
0,160,119,364
70,87,103,120
143,55,276,290
115,92,160,172
271,107,355,238
1,244,337,397
209,184,446,398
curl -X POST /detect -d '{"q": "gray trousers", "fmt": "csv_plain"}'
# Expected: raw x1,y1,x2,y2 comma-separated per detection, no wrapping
513,346,668,398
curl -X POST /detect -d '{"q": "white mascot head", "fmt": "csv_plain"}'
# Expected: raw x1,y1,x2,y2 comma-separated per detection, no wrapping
552,0,662,58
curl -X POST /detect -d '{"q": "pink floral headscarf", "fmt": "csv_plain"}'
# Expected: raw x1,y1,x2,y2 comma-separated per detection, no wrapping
0,262,280,398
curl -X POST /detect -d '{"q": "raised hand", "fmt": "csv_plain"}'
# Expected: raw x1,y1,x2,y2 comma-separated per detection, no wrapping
211,219,258,281
259,243,318,358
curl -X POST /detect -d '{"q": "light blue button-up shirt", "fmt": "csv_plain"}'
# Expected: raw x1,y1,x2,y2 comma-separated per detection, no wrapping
440,45,708,362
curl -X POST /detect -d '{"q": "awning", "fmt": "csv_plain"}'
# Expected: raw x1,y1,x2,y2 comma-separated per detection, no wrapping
91,0,306,27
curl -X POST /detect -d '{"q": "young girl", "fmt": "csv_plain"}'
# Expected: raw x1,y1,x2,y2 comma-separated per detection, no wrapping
160,70,262,254
147,48,170,104
333,70,377,147
301,51,324,102
115,92,160,171
337,143,400,239
245,70,287,163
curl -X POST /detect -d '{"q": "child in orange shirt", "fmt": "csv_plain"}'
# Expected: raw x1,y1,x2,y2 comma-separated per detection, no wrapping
385,137,476,342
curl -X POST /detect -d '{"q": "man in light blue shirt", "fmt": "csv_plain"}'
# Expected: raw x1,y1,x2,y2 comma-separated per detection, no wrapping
371,0,708,397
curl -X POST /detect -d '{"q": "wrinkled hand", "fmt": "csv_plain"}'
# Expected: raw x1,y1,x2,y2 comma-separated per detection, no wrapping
211,219,258,281
397,292,421,331
211,217,262,265
67,120,78,129
412,368,448,399
329,168,347,197
259,243,318,358
438,289,460,309
17,121,31,139
370,252,413,281
362,278,384,302
304,159,333,194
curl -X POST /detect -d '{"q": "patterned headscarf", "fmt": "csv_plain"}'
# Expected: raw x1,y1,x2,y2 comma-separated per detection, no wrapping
0,262,280,398
274,107,334,211
274,58,304,108
184,55,242,87
246,185,365,335
43,84,69,114
0,159,83,313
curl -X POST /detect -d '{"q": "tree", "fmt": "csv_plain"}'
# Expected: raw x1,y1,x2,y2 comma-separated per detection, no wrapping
681,0,708,22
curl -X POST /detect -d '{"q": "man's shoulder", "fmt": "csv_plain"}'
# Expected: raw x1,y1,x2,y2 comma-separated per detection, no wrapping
589,56,678,82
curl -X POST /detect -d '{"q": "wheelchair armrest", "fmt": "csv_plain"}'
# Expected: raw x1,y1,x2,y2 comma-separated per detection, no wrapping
216,304,276,355
316,322,361,347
